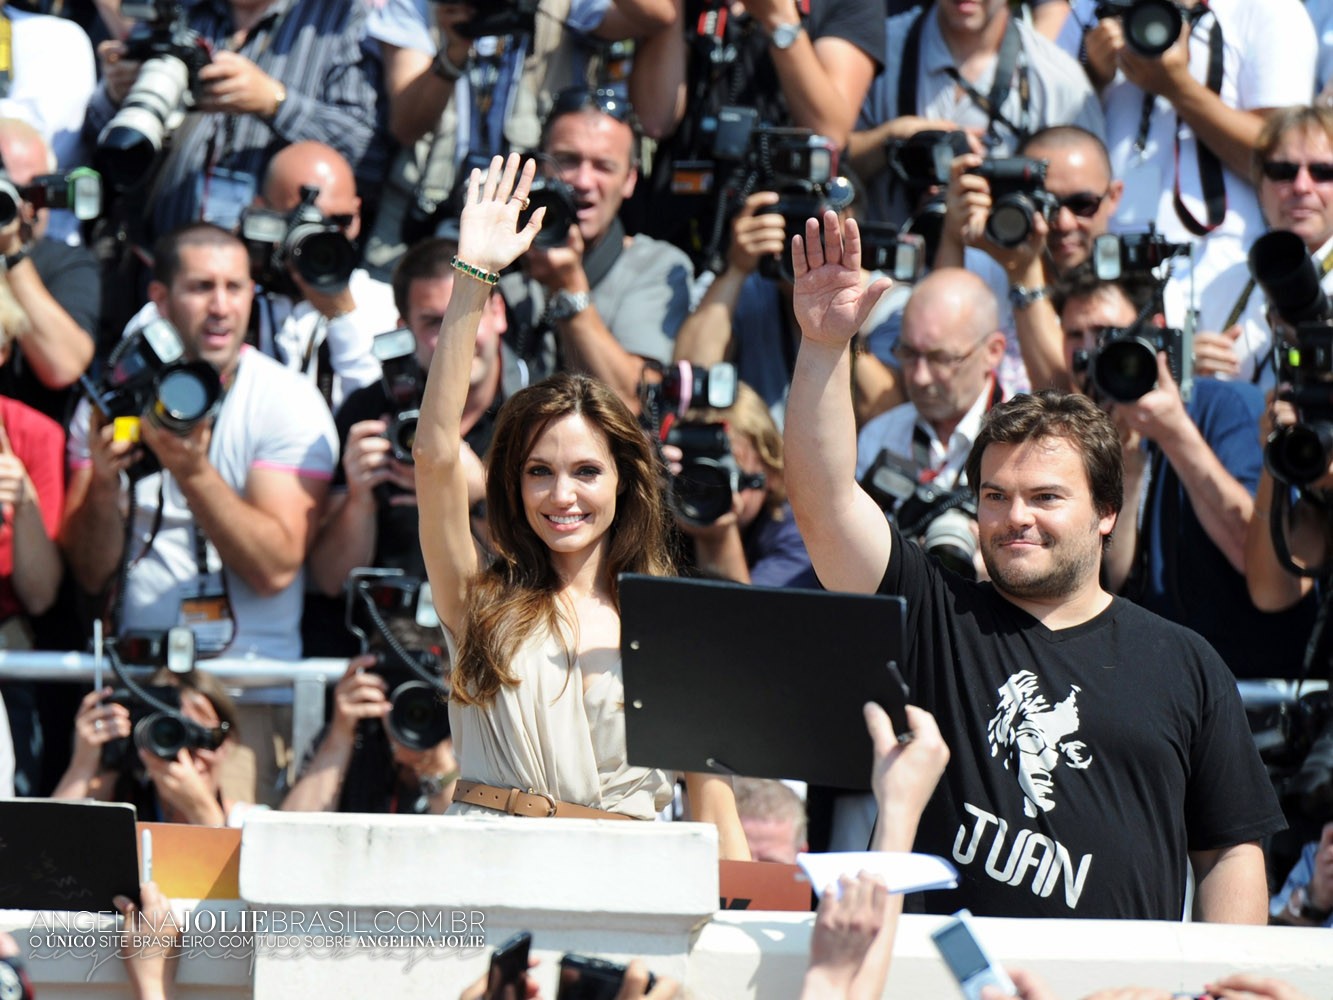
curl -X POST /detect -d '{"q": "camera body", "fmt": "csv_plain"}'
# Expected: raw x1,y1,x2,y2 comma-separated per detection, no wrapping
662,419,748,527
1073,321,1191,404
518,174,579,250
84,318,223,478
859,449,978,579
96,0,212,189
967,157,1054,248
371,327,425,466
1091,229,1191,283
1093,0,1184,57
0,167,102,227
883,129,971,266
860,225,926,283
1266,324,1333,485
451,0,538,39
99,683,228,772
240,184,358,296
345,569,450,751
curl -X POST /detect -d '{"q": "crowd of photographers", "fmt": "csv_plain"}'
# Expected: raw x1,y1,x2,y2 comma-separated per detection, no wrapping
0,2,1326,988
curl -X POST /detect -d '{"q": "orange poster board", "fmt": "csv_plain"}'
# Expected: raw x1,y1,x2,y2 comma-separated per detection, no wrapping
136,822,241,900
719,860,812,912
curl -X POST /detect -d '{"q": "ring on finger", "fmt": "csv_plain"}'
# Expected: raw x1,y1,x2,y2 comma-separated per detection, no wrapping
94,719,103,732
511,195,531,211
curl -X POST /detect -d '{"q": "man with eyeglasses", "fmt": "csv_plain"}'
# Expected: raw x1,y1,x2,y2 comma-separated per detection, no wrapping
499,87,693,413
1053,267,1314,680
855,268,1007,521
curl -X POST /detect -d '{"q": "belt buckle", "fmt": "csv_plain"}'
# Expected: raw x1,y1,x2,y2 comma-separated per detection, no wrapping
528,788,558,818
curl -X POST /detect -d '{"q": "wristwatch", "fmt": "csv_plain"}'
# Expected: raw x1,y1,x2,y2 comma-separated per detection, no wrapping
770,21,804,50
2,246,29,272
546,289,591,322
1294,884,1333,923
1008,284,1048,311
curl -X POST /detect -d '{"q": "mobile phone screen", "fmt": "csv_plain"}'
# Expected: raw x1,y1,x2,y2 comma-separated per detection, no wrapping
933,921,990,981
487,932,532,999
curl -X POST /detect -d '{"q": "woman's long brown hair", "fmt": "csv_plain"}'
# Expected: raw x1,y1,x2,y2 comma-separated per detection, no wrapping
451,373,676,705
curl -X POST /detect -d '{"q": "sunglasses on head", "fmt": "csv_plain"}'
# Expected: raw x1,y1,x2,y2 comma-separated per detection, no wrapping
548,86,633,124
1261,160,1333,183
1054,191,1107,218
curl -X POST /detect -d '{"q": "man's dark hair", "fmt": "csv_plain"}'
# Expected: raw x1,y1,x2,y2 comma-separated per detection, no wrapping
152,222,246,287
1049,262,1156,319
391,237,460,319
965,390,1124,523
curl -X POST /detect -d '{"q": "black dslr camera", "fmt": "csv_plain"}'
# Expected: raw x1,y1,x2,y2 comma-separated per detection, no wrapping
517,173,580,249
1072,319,1191,404
95,0,212,190
860,226,927,283
859,450,978,579
638,360,743,525
883,129,972,265
81,318,223,479
346,568,450,752
1092,228,1191,282
703,107,841,280
240,184,358,296
99,627,230,774
967,157,1055,248
0,166,102,227
371,327,425,466
660,419,765,527
1094,0,1184,57
450,0,538,39
1249,230,1333,486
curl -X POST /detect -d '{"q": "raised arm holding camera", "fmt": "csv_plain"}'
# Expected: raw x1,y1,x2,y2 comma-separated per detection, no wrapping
785,209,1280,920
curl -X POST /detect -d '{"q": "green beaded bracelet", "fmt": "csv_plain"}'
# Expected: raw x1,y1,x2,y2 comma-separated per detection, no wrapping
450,256,500,286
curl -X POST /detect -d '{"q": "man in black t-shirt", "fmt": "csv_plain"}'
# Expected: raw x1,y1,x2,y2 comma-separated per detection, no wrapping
784,213,1284,920
305,237,524,652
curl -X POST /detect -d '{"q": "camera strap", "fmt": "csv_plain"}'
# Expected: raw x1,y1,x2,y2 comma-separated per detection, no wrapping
899,10,1030,149
0,12,11,101
1164,5,1227,236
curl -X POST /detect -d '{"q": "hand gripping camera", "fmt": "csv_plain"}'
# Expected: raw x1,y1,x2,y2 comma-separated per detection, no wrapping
1249,230,1333,485
240,184,358,296
659,418,765,527
371,327,425,466
81,317,223,479
96,0,212,190
967,157,1056,248
345,568,451,752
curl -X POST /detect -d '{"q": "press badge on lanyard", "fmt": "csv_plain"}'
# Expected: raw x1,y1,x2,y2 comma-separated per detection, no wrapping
196,167,256,231
180,529,236,656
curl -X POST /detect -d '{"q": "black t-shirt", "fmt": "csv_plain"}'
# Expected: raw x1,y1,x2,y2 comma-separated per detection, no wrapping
1,237,101,424
880,523,1284,919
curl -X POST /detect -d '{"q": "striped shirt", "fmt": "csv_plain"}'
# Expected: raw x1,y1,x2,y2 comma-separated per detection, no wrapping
84,0,384,238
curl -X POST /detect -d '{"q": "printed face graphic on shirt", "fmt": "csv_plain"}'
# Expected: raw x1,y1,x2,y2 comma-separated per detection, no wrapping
987,670,1093,817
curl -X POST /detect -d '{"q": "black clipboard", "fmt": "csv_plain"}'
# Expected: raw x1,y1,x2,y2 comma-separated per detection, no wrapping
619,574,909,791
0,800,140,911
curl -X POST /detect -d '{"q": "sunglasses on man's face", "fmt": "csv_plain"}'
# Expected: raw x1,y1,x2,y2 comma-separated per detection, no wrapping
1261,160,1333,184
1053,191,1108,218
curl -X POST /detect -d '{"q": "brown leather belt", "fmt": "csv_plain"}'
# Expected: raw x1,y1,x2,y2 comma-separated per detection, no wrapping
453,780,634,820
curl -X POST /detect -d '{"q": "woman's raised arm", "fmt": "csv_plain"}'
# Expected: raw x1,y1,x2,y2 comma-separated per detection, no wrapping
415,154,545,635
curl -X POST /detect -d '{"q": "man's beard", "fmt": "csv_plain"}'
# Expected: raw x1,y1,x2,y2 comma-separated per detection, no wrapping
981,525,1103,601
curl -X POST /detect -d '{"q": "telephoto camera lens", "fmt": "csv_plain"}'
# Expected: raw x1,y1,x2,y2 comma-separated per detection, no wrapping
287,225,358,294
0,178,21,228
921,508,978,580
386,681,451,751
1122,0,1183,56
1090,336,1159,402
148,361,222,434
388,410,420,464
1250,230,1332,327
96,54,190,189
1266,422,1333,486
672,461,736,526
134,711,190,760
